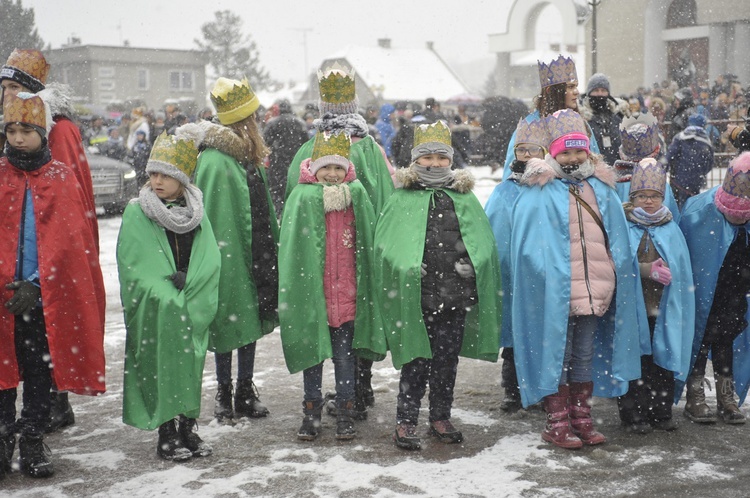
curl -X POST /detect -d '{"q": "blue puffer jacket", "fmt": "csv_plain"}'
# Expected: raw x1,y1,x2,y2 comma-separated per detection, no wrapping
375,104,396,157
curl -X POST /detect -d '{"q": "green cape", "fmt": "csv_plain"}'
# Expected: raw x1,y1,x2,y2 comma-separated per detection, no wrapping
117,203,221,430
375,188,502,369
284,135,394,215
194,148,279,352
278,180,386,373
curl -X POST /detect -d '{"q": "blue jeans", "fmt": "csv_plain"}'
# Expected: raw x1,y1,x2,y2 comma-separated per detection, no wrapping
302,321,355,403
561,315,598,384
214,341,256,385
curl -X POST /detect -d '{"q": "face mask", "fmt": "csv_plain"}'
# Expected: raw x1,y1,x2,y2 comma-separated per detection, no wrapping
589,95,609,113
413,165,454,187
510,159,527,174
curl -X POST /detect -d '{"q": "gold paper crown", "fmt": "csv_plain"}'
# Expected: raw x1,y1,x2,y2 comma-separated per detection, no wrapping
544,109,587,143
538,55,577,88
3,93,46,130
515,118,550,148
311,131,351,161
630,159,666,195
317,62,356,104
414,120,452,149
2,49,49,85
148,132,199,178
210,77,260,125
619,113,660,160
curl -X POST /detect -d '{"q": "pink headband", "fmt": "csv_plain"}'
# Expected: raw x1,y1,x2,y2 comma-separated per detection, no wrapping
549,132,590,158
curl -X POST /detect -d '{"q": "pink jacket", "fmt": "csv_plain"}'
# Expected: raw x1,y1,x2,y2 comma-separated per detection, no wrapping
299,158,358,327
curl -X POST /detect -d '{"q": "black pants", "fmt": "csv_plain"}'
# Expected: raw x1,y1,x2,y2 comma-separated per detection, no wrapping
500,347,518,390
396,308,465,425
0,308,52,435
618,317,675,424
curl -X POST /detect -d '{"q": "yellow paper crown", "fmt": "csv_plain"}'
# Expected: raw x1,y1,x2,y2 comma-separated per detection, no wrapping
210,77,260,125
148,132,199,179
413,120,452,149
3,92,46,131
317,62,356,104
311,131,351,162
2,49,49,87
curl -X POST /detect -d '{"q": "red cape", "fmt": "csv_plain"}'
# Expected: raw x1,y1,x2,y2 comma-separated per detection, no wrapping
49,116,99,249
0,157,106,395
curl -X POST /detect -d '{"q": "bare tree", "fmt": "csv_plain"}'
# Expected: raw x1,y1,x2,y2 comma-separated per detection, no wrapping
195,10,273,90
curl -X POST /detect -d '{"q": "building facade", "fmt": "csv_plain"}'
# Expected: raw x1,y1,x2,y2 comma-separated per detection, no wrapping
45,45,208,110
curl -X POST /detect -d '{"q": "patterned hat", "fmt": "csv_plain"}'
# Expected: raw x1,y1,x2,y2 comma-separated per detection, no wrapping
145,132,200,186
715,152,750,218
545,109,589,158
619,113,660,161
538,55,577,89
514,118,549,149
0,49,49,93
210,77,260,125
3,92,48,137
411,120,454,163
317,62,358,115
630,158,666,196
310,130,352,175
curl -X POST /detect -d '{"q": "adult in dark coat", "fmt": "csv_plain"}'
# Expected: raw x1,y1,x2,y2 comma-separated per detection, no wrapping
667,113,714,208
263,100,309,215
579,73,630,165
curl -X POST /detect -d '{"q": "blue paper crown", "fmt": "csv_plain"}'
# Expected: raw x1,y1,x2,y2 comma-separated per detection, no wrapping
538,55,577,88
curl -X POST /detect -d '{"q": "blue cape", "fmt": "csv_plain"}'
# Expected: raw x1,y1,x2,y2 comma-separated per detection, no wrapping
627,217,695,391
485,179,521,348
502,110,601,181
679,187,750,404
510,176,641,406
616,181,681,225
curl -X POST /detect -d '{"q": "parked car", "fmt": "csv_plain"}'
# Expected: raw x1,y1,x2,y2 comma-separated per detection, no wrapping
87,148,139,215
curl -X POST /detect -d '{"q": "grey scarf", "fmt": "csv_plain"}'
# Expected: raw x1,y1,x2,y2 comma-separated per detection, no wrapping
546,155,596,182
412,164,456,188
138,184,204,234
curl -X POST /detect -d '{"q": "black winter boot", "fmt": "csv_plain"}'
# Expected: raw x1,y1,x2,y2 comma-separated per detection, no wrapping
178,415,213,457
45,391,75,433
298,400,323,441
157,419,192,461
234,380,269,418
357,358,375,407
500,349,522,412
19,432,53,478
214,382,234,422
335,399,357,441
0,431,14,479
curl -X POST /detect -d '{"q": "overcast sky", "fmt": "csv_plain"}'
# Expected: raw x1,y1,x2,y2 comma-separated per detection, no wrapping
24,0,517,83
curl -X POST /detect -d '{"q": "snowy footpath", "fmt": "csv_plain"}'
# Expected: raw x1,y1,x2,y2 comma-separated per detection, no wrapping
4,167,750,497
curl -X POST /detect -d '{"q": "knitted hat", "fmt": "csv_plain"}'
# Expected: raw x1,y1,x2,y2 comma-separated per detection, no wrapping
411,120,454,163
688,113,706,128
629,158,666,196
538,55,577,89
619,113,660,162
210,77,260,125
715,152,750,218
0,49,49,93
3,92,49,137
586,73,610,95
545,109,589,158
317,62,358,115
514,118,549,150
310,130,352,175
145,132,200,186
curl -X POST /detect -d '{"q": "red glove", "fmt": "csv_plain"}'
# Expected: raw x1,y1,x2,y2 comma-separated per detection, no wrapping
650,258,672,286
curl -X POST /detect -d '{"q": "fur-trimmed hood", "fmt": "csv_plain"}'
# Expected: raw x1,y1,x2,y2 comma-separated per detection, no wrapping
395,166,475,193
579,95,631,121
297,157,356,212
521,154,616,188
175,120,253,167
37,82,77,122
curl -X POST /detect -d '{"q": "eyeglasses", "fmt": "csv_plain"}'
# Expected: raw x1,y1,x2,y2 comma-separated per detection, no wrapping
514,146,543,157
632,194,664,201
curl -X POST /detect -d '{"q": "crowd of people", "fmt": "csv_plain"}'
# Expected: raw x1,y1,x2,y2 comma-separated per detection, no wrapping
2,45,750,482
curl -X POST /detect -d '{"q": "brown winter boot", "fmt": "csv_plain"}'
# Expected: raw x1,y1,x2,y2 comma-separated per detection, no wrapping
542,385,583,449
715,374,746,425
684,374,717,423
569,382,607,446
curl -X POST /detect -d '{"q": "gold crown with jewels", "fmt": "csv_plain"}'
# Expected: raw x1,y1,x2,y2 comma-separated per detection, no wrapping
210,77,260,125
311,130,351,161
317,62,356,104
413,120,452,148
148,132,199,178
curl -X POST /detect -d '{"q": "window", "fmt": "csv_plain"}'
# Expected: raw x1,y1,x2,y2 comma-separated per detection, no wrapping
99,80,115,91
169,71,194,91
138,68,149,90
98,66,115,78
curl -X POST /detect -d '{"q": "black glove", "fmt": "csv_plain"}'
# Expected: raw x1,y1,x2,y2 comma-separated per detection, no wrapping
170,271,187,291
5,281,41,315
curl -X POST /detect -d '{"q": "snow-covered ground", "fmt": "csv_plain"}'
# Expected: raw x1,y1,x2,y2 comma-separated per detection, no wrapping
4,166,750,497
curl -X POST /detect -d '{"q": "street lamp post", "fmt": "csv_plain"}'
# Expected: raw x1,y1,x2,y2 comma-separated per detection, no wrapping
589,0,601,74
